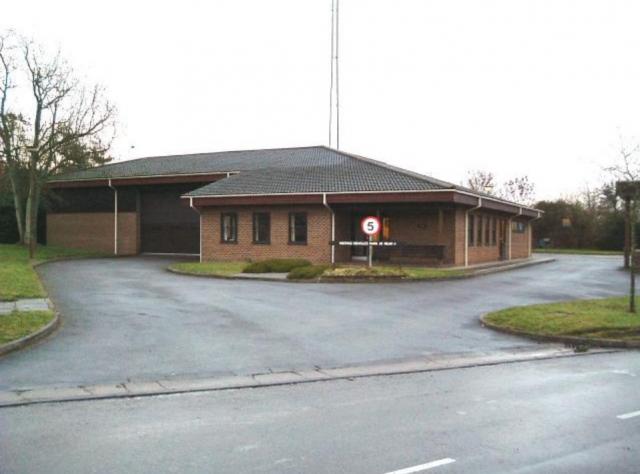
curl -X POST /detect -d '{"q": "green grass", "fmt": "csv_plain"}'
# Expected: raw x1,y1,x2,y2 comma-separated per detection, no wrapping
403,267,468,279
484,297,640,341
0,244,105,301
169,261,248,277
287,264,330,280
534,248,622,256
0,310,55,344
169,261,470,281
243,259,311,273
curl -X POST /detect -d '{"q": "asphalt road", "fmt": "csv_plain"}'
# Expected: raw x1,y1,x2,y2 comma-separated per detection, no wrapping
1,351,638,473
0,254,627,389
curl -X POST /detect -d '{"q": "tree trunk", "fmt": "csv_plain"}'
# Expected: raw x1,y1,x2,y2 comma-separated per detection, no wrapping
7,167,25,244
24,169,39,259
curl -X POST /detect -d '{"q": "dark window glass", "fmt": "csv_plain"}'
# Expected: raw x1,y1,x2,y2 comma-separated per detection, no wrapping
477,215,483,246
485,216,491,245
512,221,526,234
221,212,237,243
491,217,497,245
468,214,475,247
289,212,307,244
253,212,270,244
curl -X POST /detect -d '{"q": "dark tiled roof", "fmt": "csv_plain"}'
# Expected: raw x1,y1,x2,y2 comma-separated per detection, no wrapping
49,145,533,208
187,147,456,196
51,146,457,194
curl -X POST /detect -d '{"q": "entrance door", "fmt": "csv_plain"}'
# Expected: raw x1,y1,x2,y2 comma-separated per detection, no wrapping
350,213,368,259
140,185,199,254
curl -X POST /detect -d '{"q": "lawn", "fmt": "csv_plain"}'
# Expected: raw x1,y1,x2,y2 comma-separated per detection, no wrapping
484,297,640,342
0,310,55,344
170,260,469,281
534,248,622,256
0,244,105,301
169,261,248,277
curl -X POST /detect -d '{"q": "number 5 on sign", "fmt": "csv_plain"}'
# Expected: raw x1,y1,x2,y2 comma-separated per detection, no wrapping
361,216,380,268
361,216,381,236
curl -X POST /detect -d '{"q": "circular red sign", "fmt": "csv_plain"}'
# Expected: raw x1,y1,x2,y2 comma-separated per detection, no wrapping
361,216,381,236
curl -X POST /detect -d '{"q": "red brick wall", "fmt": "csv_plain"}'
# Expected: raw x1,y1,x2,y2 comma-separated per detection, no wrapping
511,218,531,259
466,212,508,265
47,212,139,255
384,208,458,264
200,205,332,264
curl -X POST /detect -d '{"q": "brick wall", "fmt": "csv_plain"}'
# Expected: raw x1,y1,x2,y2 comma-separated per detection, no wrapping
511,218,531,259
200,205,332,264
466,212,508,265
47,212,139,255
384,208,458,265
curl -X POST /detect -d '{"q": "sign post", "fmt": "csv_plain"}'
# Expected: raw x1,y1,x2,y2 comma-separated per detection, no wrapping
361,216,381,268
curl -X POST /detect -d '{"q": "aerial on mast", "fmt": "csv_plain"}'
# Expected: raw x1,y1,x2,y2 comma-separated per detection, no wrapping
328,0,340,149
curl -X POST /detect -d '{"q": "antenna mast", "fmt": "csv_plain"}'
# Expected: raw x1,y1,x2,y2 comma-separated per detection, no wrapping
328,0,340,149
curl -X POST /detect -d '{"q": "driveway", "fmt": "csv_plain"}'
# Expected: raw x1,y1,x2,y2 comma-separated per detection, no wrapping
0,254,627,389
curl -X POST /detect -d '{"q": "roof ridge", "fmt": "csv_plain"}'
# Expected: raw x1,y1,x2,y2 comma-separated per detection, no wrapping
320,146,456,190
60,145,327,175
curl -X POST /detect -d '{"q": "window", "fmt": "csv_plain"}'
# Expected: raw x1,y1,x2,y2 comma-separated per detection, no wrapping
512,221,527,234
289,212,307,244
484,216,490,245
491,217,497,245
221,212,237,243
477,215,483,246
252,212,270,244
468,214,475,246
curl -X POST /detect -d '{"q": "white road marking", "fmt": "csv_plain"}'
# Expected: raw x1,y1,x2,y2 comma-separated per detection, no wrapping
385,458,456,474
617,410,640,420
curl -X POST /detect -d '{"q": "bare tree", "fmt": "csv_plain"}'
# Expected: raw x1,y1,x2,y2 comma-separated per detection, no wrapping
0,31,115,256
605,134,640,180
499,175,536,206
466,170,497,194
0,32,28,243
604,134,640,268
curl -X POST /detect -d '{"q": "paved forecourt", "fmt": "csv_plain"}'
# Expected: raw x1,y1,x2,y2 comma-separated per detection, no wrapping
0,253,628,390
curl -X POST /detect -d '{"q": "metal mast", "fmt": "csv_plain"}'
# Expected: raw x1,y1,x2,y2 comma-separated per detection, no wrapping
328,0,340,149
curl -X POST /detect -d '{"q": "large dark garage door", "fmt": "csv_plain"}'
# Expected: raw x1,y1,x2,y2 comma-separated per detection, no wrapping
140,184,199,254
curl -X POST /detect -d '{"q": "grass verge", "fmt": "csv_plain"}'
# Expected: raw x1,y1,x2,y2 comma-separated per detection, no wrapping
169,261,248,277
170,260,470,281
534,248,622,256
0,310,55,345
484,297,640,342
0,244,106,301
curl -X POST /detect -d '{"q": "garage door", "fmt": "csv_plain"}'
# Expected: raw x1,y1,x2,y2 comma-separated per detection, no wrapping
140,185,199,254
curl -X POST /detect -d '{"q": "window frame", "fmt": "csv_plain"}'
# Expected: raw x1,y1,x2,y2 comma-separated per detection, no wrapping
288,212,308,245
220,212,238,244
252,212,271,245
468,214,475,247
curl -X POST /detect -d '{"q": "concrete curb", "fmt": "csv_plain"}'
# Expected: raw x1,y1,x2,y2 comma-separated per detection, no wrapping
0,311,60,357
0,344,616,408
167,257,556,284
480,314,640,349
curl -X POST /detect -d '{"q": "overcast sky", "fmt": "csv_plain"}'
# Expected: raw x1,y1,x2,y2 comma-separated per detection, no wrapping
3,0,640,199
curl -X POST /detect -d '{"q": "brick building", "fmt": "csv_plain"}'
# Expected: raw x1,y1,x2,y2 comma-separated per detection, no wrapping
47,146,540,266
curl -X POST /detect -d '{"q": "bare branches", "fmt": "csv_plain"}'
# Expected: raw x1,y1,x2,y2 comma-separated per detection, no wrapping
466,170,497,194
604,134,640,181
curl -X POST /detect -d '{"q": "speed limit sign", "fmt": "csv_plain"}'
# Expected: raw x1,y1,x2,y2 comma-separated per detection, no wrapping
361,216,381,236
